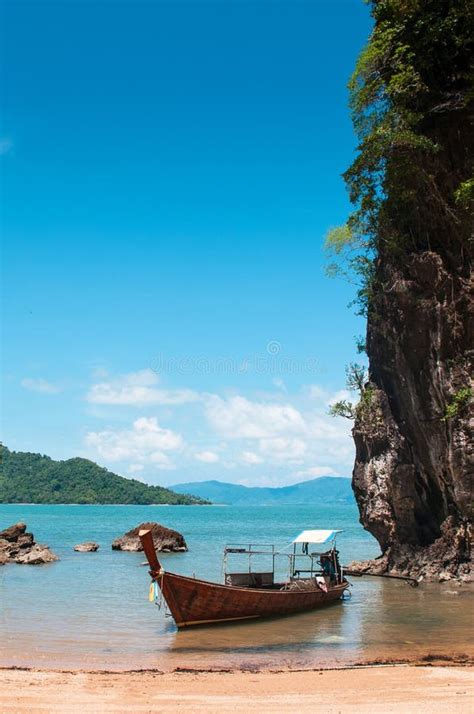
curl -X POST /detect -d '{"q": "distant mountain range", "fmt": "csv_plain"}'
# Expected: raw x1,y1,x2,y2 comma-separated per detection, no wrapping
0,446,207,505
172,477,354,506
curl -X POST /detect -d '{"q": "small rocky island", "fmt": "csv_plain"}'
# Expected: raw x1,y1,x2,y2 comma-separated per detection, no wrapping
0,522,59,565
74,542,100,552
112,522,187,552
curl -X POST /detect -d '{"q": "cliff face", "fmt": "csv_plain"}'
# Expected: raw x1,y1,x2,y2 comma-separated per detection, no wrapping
345,0,473,583
352,247,473,582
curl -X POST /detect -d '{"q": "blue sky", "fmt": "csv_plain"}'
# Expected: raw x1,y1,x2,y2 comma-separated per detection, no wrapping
2,0,371,487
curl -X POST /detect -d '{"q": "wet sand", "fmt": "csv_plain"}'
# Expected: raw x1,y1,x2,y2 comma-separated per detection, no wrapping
1,664,473,713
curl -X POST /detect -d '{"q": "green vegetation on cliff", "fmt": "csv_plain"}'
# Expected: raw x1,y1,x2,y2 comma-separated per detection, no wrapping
326,0,473,314
328,0,473,428
0,446,208,505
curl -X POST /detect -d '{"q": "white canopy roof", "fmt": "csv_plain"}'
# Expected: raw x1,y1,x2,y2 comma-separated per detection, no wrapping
292,529,342,544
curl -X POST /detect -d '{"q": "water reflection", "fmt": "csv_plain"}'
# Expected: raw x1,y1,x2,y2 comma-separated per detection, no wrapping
143,578,473,670
165,599,347,655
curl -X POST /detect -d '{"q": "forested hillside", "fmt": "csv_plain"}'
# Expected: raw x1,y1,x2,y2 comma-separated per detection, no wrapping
0,446,207,505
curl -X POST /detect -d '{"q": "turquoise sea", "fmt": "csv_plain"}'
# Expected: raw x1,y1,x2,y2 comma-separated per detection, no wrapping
0,503,472,671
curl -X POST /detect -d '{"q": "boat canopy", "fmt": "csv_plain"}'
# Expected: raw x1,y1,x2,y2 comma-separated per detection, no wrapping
292,529,342,544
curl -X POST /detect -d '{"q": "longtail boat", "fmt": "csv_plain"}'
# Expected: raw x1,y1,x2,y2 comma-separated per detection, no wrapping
139,528,350,628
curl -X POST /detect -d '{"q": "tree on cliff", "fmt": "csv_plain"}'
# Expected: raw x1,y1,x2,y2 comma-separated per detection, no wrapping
328,0,473,580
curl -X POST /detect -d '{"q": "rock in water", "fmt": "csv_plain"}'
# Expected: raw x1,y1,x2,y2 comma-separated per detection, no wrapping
17,533,35,548
0,522,27,541
0,523,59,564
15,544,59,565
74,542,99,552
0,538,12,553
112,522,187,552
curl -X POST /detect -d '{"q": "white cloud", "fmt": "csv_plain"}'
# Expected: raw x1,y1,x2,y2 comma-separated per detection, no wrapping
306,384,329,401
21,377,61,394
148,451,174,466
205,395,306,439
326,389,355,407
241,451,263,465
204,392,354,472
306,384,357,409
85,416,184,469
86,369,199,406
195,450,220,463
292,466,340,479
258,436,307,463
82,375,355,482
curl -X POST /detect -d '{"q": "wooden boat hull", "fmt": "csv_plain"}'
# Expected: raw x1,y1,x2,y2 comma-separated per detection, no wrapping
158,571,348,628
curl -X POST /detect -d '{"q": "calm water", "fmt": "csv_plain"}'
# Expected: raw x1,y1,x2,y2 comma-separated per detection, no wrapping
0,504,472,671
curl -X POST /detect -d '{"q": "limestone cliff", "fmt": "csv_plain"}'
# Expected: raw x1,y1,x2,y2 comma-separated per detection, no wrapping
352,250,473,581
344,1,473,582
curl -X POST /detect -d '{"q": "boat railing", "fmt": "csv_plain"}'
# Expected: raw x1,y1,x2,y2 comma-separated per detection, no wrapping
223,543,281,583
224,543,278,555
223,541,343,585
223,543,328,583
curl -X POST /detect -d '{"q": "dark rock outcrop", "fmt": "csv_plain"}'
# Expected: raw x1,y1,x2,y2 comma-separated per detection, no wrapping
17,533,34,548
74,542,99,552
352,251,473,582
0,522,27,541
0,522,59,565
112,522,187,552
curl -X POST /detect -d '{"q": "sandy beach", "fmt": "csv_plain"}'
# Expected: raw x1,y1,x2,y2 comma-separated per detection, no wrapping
1,665,472,713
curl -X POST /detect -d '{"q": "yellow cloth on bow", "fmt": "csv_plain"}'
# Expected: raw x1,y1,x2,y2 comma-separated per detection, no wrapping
148,582,155,602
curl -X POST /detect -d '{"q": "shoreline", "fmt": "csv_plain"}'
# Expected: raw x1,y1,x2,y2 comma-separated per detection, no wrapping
1,663,472,713
2,652,473,674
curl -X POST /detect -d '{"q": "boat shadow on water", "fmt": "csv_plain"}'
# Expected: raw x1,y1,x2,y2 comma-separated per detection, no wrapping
147,574,474,670
162,598,350,656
